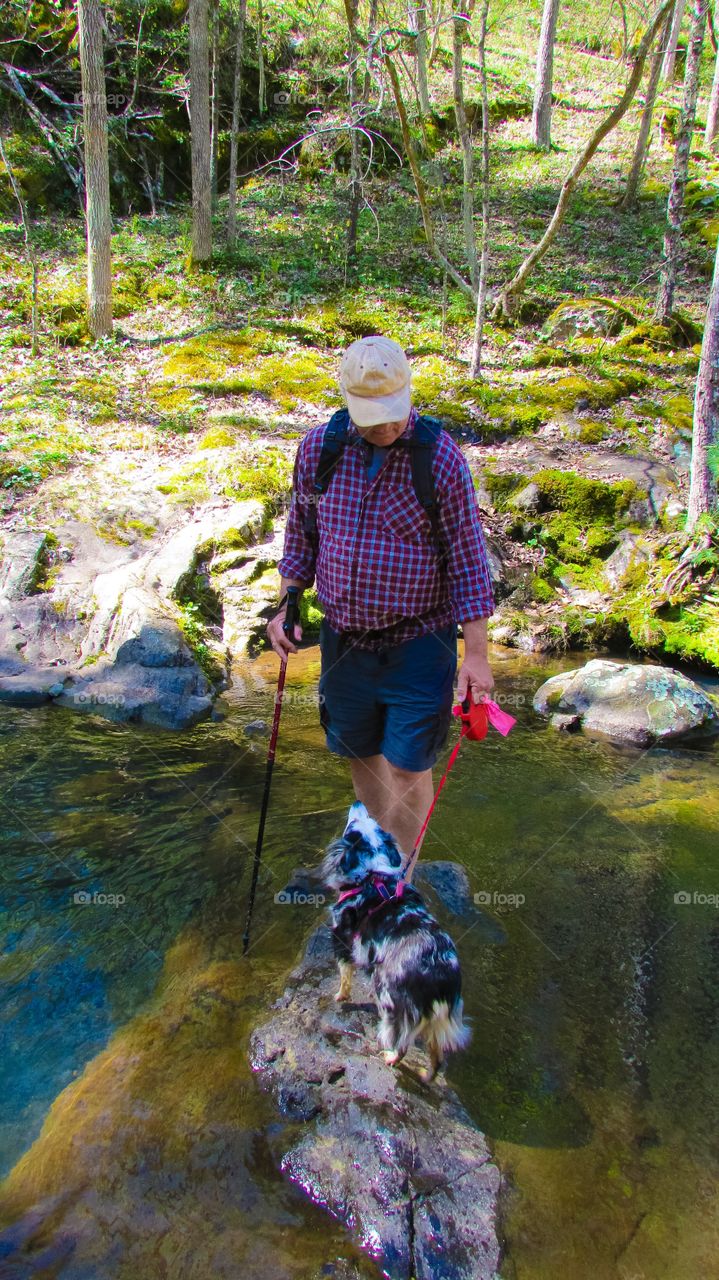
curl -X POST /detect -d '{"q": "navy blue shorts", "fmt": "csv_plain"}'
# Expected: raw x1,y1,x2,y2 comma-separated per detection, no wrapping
318,619,458,772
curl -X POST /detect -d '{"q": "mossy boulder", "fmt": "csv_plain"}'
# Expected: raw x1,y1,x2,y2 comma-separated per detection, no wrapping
534,659,719,746
543,298,639,343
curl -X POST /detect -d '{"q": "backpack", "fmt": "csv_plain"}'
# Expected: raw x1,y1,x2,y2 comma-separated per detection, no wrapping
301,407,445,557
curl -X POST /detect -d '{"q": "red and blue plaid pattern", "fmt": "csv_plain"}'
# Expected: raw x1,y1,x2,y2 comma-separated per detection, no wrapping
277,405,495,650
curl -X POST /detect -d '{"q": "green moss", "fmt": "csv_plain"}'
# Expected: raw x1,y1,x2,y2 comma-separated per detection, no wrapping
577,419,610,444
219,446,292,506
483,471,529,510
299,586,323,634
531,468,643,521
156,459,212,506
198,426,237,449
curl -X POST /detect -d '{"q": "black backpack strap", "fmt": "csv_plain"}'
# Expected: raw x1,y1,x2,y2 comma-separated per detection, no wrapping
302,407,350,548
410,414,444,557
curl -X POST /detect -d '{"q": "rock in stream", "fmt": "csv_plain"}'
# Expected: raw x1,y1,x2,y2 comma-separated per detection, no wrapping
250,905,502,1280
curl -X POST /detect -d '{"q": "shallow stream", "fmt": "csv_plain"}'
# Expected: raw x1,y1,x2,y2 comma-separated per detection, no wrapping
1,644,717,1279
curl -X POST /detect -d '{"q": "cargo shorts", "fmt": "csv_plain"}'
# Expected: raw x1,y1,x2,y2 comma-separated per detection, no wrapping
318,619,458,772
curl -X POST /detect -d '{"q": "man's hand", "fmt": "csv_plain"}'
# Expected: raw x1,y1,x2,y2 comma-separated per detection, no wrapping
266,607,304,660
456,654,494,705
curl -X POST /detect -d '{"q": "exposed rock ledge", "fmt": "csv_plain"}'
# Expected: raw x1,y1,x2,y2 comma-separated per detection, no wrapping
0,500,280,729
249,902,502,1280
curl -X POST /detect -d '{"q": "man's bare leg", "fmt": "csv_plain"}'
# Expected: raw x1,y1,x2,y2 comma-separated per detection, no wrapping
349,756,434,882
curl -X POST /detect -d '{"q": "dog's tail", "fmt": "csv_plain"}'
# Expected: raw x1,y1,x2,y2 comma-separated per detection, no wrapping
427,997,472,1055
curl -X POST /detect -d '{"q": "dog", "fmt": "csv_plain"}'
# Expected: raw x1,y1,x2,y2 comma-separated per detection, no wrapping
322,801,471,1082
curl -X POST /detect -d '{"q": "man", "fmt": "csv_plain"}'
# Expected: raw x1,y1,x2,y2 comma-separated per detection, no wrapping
267,335,495,872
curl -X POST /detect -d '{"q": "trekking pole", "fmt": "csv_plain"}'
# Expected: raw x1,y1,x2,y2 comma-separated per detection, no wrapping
242,587,300,956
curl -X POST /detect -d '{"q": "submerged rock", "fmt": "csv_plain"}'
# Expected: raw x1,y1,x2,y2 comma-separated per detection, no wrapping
250,924,502,1280
534,659,719,746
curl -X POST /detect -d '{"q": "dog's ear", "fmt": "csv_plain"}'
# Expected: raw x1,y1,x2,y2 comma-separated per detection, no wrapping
344,800,369,834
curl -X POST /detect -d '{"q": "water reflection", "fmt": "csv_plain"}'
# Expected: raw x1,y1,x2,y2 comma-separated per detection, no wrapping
0,646,717,1278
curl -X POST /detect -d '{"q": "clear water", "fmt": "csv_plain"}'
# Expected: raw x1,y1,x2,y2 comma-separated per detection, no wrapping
0,644,718,1279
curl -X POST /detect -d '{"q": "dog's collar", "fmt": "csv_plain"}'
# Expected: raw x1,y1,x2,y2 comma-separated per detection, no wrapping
335,874,407,908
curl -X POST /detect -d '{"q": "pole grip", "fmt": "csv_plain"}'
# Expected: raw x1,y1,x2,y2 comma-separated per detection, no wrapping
283,586,300,645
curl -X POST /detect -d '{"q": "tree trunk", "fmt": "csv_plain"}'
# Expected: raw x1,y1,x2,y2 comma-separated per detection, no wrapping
210,0,220,210
343,0,362,272
257,0,266,117
189,0,212,265
662,0,686,80
620,8,673,208
531,0,561,150
226,0,247,246
469,0,491,377
77,0,112,338
494,0,673,321
705,4,719,145
0,134,40,356
453,2,478,290
429,0,443,65
654,0,709,322
363,0,379,98
383,50,476,301
410,1,431,114
687,232,719,527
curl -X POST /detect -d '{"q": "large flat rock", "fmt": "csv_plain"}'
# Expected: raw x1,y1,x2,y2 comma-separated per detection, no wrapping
250,924,502,1280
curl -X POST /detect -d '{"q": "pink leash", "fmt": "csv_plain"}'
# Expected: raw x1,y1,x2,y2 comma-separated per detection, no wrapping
398,697,516,883
335,699,517,910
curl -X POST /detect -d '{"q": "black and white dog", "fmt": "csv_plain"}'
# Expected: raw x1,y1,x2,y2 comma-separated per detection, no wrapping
322,801,471,1082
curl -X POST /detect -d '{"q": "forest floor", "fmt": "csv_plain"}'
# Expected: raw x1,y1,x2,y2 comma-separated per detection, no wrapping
2,21,719,670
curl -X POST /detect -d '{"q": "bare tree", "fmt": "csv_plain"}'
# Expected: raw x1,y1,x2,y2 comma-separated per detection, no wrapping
343,0,363,271
469,0,491,377
77,0,112,337
0,135,40,356
620,6,673,209
705,1,719,145
453,3,478,290
383,49,475,300
257,0,266,116
189,0,212,264
494,0,673,321
531,0,561,149
687,234,719,526
226,0,247,246
662,0,686,79
210,0,220,209
409,1,431,114
655,0,709,323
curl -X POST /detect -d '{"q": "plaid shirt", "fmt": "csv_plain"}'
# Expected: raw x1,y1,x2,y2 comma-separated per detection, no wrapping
277,405,495,650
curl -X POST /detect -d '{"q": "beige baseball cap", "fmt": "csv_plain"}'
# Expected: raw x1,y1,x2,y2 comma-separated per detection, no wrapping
338,335,412,427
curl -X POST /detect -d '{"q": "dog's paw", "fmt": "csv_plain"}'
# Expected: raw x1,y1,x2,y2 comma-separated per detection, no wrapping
334,989,349,1003
383,1050,401,1067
